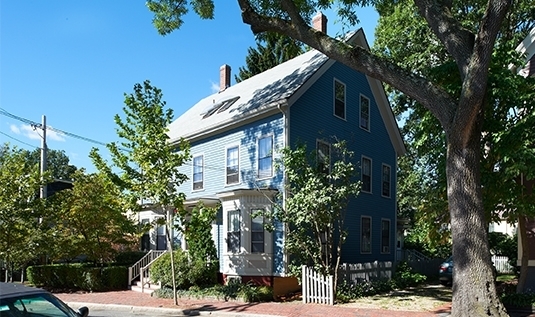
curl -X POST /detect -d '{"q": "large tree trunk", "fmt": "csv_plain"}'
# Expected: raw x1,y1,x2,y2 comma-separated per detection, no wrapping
447,127,508,317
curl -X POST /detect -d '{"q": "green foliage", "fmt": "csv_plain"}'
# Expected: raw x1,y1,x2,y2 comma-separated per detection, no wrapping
182,203,219,275
235,32,304,83
271,139,360,280
115,251,147,265
48,170,138,263
0,143,51,281
154,282,274,303
149,250,217,289
90,80,190,217
501,292,535,308
392,261,427,289
25,148,77,181
489,232,518,273
27,264,128,291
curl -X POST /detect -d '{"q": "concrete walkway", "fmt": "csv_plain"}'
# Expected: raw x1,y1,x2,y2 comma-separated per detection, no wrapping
56,290,453,317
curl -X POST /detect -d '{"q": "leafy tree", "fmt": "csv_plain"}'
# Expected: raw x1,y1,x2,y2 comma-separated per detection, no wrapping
269,140,360,293
48,170,138,263
0,143,49,282
90,80,190,304
144,1,534,314
235,32,304,83
182,203,219,286
374,0,535,291
25,148,77,181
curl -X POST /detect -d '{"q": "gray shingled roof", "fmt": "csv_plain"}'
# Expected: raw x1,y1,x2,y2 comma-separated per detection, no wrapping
167,49,328,143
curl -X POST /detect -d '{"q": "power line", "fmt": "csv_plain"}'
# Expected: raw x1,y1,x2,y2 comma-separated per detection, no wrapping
0,131,40,149
0,107,113,149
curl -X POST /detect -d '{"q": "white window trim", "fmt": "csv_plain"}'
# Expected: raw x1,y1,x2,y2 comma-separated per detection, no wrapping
361,216,372,254
381,218,391,254
192,154,204,192
316,139,331,174
360,94,371,131
381,163,391,198
333,78,347,120
225,144,240,186
361,155,372,194
257,134,274,180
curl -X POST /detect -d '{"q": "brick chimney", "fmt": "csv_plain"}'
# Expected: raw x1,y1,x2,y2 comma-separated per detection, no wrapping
312,12,327,34
220,64,231,92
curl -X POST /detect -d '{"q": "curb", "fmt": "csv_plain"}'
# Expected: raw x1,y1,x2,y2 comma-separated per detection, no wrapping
66,302,283,317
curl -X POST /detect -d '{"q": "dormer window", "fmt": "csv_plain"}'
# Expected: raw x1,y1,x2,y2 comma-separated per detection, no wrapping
201,96,240,119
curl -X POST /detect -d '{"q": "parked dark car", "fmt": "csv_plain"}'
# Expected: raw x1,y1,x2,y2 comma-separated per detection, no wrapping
0,282,89,317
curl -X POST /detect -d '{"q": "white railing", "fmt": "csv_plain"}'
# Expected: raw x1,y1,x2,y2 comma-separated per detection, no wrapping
302,265,334,305
492,255,514,273
128,250,167,285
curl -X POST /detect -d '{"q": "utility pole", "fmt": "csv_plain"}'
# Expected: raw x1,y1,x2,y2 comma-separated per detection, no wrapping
40,115,47,199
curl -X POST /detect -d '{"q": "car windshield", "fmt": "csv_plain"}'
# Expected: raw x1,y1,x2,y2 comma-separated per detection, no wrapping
0,292,78,317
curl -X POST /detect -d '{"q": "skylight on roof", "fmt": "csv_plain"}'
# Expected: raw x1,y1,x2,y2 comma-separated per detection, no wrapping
202,96,240,119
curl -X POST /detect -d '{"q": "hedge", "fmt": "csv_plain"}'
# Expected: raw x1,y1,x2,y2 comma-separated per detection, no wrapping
27,264,128,291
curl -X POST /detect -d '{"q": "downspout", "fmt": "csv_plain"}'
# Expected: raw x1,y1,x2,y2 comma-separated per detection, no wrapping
277,101,289,276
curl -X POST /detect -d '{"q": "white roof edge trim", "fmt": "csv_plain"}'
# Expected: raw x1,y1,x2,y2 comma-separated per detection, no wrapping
516,27,535,60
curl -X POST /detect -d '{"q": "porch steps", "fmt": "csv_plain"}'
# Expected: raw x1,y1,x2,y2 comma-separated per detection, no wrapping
130,277,161,294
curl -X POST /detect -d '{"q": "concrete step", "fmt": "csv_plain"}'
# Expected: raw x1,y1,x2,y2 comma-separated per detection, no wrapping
129,278,161,294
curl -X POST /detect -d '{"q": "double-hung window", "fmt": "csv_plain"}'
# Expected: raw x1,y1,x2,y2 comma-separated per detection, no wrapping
381,219,391,253
192,155,204,190
227,210,241,253
360,95,370,130
258,136,273,179
334,79,346,119
251,209,265,253
382,164,391,197
361,216,371,253
361,157,372,193
316,140,331,174
226,146,239,185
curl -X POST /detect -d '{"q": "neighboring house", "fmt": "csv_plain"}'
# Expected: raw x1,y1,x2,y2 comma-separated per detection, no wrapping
514,27,535,292
165,13,405,294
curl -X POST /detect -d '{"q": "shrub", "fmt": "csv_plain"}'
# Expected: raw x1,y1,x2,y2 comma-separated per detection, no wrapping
115,251,146,265
153,282,274,303
26,264,128,291
149,250,217,289
392,261,427,289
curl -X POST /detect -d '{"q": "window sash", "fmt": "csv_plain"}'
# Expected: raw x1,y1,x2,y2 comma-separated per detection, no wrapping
334,80,345,119
362,158,371,192
193,156,203,190
361,217,371,253
251,211,265,253
258,137,273,178
226,146,239,184
381,220,390,253
360,95,370,129
227,210,241,253
382,165,391,197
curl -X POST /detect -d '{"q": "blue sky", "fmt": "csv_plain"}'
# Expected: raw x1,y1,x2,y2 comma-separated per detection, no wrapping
0,1,378,173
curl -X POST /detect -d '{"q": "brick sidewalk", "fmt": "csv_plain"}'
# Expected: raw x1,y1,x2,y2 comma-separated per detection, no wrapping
55,290,452,317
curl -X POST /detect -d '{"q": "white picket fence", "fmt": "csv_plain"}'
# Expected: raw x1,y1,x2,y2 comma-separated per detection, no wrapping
302,265,334,305
492,255,514,273
302,261,393,305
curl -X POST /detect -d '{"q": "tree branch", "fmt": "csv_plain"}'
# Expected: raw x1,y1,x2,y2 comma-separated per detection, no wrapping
414,0,475,79
237,0,457,130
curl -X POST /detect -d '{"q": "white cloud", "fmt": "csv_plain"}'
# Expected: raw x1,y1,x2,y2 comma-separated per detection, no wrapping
210,80,219,94
16,124,66,142
10,124,20,134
